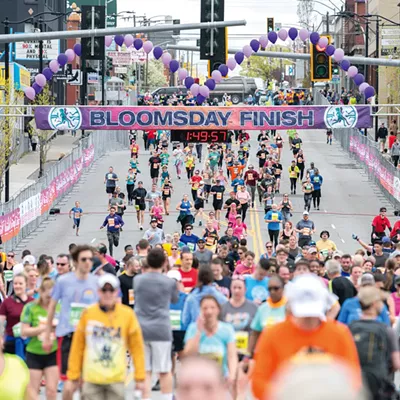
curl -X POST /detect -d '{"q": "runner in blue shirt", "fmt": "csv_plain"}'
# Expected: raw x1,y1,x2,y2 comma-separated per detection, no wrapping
69,201,83,236
311,168,324,210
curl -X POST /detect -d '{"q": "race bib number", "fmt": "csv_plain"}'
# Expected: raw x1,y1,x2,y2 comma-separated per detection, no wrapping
132,147,137,153
69,303,87,329
271,213,279,221
164,189,170,195
235,331,249,350
248,173,253,180
12,322,22,338
170,310,181,331
193,183,199,190
303,227,311,235
4,270,13,282
108,218,115,227
128,289,135,305
296,143,300,148
74,212,80,219
261,153,266,159
314,177,320,183
206,236,215,246
276,169,281,174
153,163,159,169
216,193,222,200
187,242,195,252
107,174,113,179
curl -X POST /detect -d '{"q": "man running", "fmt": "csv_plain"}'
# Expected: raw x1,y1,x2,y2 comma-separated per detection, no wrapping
149,150,162,184
132,181,147,231
100,207,124,257
104,167,118,199
69,201,83,236
210,179,225,221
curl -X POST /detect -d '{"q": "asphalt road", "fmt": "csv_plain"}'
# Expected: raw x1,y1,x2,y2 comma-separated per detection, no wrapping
28,126,393,399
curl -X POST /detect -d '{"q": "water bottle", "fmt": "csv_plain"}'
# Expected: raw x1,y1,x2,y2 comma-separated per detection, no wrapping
352,233,358,241
133,390,142,400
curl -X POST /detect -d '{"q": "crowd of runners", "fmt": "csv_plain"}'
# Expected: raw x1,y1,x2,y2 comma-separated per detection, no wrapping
1,126,400,400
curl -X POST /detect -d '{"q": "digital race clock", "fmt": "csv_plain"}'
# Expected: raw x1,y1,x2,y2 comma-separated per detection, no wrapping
171,130,228,143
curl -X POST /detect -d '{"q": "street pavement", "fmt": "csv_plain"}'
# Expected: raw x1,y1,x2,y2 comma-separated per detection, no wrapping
31,127,394,399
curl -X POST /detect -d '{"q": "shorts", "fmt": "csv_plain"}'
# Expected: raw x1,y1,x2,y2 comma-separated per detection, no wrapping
135,203,146,211
106,186,115,194
150,169,159,179
195,201,204,210
61,333,73,376
73,218,81,227
144,341,172,373
274,175,281,180
172,331,185,353
26,351,57,370
204,184,211,193
213,201,223,211
162,195,171,201
82,382,124,400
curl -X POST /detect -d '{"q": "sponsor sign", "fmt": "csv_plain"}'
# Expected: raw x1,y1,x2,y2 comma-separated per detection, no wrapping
15,39,60,61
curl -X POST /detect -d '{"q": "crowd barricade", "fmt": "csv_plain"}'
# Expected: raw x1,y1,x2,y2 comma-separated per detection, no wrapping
0,130,129,252
315,91,400,211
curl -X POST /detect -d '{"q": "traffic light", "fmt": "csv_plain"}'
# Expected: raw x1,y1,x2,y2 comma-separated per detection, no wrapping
310,35,332,82
207,27,228,77
200,0,226,60
332,63,339,76
105,56,113,76
173,19,181,36
267,18,274,32
81,5,105,61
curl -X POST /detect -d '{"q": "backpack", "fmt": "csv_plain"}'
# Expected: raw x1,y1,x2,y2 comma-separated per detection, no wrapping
349,320,397,400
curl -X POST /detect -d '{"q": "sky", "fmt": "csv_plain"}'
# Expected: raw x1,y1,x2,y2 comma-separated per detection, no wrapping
116,0,330,78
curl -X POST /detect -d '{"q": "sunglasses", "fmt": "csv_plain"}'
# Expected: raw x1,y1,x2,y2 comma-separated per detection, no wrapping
172,247,178,250
57,262,68,266
266,246,273,249
268,286,282,291
186,228,192,231
80,257,93,263
100,287,116,293
238,252,244,255
7,254,14,258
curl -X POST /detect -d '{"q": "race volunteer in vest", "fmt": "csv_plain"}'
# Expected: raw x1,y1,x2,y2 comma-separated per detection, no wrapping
100,207,124,257
42,245,98,396
371,207,392,243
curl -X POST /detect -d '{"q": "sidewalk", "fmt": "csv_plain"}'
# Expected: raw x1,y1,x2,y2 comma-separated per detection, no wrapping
6,132,81,201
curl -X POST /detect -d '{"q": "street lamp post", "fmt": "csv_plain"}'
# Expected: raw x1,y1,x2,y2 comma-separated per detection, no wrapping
4,17,10,202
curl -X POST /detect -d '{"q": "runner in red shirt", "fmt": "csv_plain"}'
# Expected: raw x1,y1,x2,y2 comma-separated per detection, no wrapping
190,170,202,202
371,207,392,243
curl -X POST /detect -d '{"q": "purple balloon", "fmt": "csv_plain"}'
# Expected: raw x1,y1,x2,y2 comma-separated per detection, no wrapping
178,68,188,81
359,82,369,93
318,37,328,49
333,48,345,62
162,52,172,66
196,94,206,105
268,31,278,44
169,60,179,73
105,36,113,47
310,32,320,45
153,46,163,60
347,66,358,78
73,43,81,57
353,73,365,86
49,60,60,73
57,53,68,67
250,39,260,52
205,78,216,90
32,83,43,95
211,70,222,83
134,38,143,50
35,73,46,87
199,85,210,98
288,27,298,41
340,59,350,71
278,29,288,41
42,67,53,80
325,45,335,56
185,77,195,89
218,64,228,77
190,84,200,96
259,35,268,48
24,86,35,101
114,35,124,47
234,52,245,65
143,41,153,54
299,28,309,41
124,34,134,47
227,57,237,71
65,49,75,63
243,45,253,58
364,86,375,99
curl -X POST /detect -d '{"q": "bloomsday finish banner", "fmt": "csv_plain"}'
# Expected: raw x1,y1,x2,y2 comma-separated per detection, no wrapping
35,105,372,131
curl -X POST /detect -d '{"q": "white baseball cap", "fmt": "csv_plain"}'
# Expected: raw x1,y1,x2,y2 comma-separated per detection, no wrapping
23,255,36,265
98,273,120,289
167,270,182,282
285,274,331,320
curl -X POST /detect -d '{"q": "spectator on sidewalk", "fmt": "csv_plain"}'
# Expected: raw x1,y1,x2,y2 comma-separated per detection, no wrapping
377,123,388,153
389,131,397,150
391,138,400,168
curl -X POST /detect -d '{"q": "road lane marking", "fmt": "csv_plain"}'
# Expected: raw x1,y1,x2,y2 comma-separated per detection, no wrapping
331,224,336,230
91,238,96,243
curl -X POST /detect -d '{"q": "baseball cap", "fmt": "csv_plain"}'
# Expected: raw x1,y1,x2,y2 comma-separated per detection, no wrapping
285,274,331,320
13,263,25,275
98,273,120,289
303,211,309,216
23,255,36,265
382,236,391,244
308,247,318,254
360,273,375,287
358,286,384,307
390,250,400,259
332,251,343,258
167,270,182,281
197,238,205,243
150,218,158,223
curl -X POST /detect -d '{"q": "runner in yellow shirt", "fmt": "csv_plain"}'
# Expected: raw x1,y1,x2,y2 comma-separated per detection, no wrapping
316,230,337,259
288,160,301,195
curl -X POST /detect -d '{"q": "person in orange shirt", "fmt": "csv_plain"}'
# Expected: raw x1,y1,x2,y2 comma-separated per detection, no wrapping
251,274,361,400
227,163,245,182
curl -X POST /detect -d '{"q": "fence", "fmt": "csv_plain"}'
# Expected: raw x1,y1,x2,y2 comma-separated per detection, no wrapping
0,130,129,253
315,91,400,211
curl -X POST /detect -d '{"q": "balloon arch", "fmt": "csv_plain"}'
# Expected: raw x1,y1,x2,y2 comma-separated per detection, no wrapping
24,28,376,103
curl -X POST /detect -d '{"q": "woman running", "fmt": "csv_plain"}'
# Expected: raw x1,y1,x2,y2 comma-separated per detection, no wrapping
296,149,305,181
202,165,213,204
232,215,247,240
21,278,59,400
236,185,251,222
288,160,300,195
275,133,284,161
277,193,293,223
279,221,295,241
302,177,314,212
203,220,219,253
173,145,184,180
176,194,194,233
194,181,205,227
126,168,136,206
161,177,173,216
185,151,196,182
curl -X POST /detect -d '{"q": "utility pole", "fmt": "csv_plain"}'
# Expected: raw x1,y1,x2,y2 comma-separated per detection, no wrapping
365,19,369,82
4,17,9,202
326,11,329,34
38,16,44,73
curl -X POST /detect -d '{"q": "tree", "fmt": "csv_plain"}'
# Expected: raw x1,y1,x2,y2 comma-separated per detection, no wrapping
146,59,168,90
29,87,55,178
297,0,314,31
0,81,24,198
